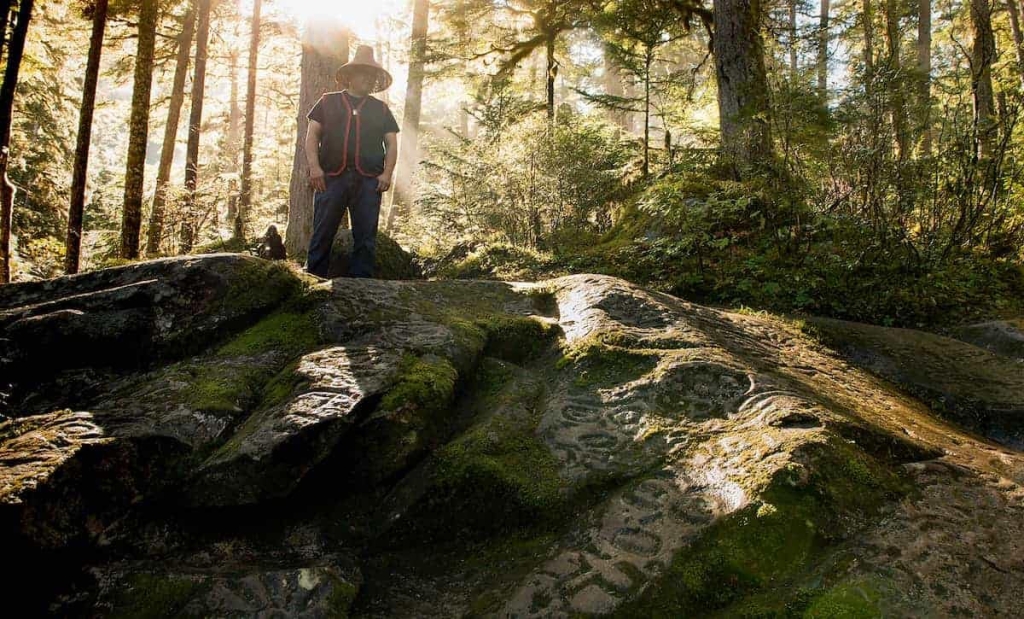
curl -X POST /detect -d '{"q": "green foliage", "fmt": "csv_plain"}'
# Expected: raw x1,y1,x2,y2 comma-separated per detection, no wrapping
564,175,1024,329
416,94,633,251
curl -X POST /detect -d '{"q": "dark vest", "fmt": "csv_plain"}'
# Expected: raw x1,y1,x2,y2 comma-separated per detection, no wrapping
318,92,390,177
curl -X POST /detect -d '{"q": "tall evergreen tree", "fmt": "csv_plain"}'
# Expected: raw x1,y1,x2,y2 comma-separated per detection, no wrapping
0,0,33,283
120,0,159,259
236,0,261,242
970,0,996,158
147,0,197,256
66,0,109,274
918,0,931,154
179,0,212,253
818,0,829,96
713,0,774,177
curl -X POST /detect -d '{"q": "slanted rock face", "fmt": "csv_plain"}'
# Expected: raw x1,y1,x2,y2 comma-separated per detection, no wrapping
951,318,1024,362
1,258,1022,616
0,254,303,417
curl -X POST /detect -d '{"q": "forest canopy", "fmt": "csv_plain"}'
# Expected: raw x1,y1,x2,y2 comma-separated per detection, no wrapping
0,0,1021,328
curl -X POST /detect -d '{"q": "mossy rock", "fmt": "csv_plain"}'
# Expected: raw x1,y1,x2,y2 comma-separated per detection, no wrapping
432,242,555,281
323,230,420,279
616,438,907,617
383,359,569,541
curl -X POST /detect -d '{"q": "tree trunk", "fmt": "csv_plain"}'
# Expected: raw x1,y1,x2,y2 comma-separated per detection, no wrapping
65,0,108,274
236,0,261,242
285,20,348,257
884,0,910,160
1005,0,1024,87
180,0,212,253
789,0,798,77
970,0,996,159
147,2,196,256
817,0,829,96
389,0,430,230
0,0,13,63
643,48,652,177
0,0,32,283
863,0,875,88
918,0,932,155
546,30,556,121
224,49,240,226
713,0,774,178
603,43,630,130
119,0,157,260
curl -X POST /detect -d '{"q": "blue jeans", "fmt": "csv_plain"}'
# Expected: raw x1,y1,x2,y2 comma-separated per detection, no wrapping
306,169,381,278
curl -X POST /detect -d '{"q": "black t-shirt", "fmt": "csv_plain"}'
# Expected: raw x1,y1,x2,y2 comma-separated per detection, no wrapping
307,91,399,174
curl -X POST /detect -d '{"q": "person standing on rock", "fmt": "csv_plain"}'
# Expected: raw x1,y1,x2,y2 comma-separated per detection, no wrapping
304,45,399,278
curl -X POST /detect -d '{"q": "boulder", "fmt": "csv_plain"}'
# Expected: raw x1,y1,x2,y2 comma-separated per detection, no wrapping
2,257,1023,617
0,255,304,414
950,318,1024,362
327,230,420,280
807,316,1024,448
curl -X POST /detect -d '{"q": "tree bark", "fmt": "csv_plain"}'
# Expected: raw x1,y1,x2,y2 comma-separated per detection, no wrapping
884,0,910,160
285,19,348,257
818,0,829,97
66,0,109,274
603,43,630,130
0,0,32,283
970,0,996,159
546,30,556,121
389,0,430,229
713,0,773,178
119,0,157,260
180,0,212,253
863,0,875,88
236,0,261,242
789,0,798,77
223,49,240,225
147,2,196,256
1005,0,1024,87
643,48,652,177
918,0,932,155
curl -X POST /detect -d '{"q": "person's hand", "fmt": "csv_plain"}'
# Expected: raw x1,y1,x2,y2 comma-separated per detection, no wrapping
376,173,392,193
309,167,326,192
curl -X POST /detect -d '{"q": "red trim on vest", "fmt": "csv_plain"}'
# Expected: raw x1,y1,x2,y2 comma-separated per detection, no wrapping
328,92,372,177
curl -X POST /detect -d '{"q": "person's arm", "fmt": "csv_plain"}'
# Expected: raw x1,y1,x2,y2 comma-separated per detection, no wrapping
305,120,326,192
377,132,398,193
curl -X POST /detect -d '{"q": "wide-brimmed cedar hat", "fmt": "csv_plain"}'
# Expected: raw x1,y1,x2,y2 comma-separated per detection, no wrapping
336,44,393,92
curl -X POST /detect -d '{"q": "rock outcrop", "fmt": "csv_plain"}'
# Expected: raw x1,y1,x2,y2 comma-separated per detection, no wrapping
1,256,1022,616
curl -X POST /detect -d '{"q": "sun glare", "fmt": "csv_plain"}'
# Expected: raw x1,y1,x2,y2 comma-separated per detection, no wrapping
277,0,391,40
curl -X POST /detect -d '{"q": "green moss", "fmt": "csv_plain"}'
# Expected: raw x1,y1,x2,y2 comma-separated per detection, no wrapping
558,337,659,387
259,360,307,409
432,414,566,527
218,258,305,318
176,363,267,415
478,315,559,364
803,578,885,618
216,310,319,358
616,439,905,617
195,236,249,254
434,242,554,281
412,359,568,535
107,573,204,619
326,575,359,618
344,354,460,485
379,354,459,416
